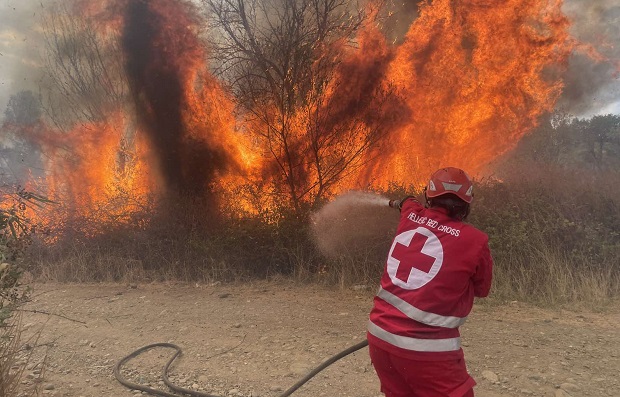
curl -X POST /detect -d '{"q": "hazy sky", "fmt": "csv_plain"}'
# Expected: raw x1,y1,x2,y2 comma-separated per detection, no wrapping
0,0,619,123
560,0,620,116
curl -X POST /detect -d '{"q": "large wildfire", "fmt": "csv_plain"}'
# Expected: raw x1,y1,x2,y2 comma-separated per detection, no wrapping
2,0,614,233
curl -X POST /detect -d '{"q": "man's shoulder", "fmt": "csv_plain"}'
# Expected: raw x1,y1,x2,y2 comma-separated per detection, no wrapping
401,196,423,208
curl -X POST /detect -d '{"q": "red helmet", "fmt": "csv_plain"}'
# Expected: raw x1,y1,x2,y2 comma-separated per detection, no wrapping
425,167,474,203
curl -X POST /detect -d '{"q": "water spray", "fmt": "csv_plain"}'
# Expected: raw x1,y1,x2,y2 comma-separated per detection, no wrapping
310,191,398,260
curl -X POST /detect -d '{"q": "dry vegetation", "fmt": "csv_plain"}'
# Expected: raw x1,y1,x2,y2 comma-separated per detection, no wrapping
0,313,23,397
472,164,620,307
19,163,620,310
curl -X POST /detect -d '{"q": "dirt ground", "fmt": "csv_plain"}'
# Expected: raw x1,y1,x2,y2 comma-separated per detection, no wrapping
16,282,620,397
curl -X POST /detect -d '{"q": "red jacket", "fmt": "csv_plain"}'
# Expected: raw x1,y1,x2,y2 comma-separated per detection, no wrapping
368,197,493,361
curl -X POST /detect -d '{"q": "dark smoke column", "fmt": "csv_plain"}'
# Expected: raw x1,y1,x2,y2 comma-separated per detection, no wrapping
121,0,229,199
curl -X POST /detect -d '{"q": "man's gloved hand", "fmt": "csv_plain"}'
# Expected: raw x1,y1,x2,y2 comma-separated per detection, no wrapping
388,199,399,209
389,196,416,210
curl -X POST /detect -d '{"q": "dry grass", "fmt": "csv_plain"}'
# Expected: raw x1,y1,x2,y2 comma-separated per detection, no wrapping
489,241,620,308
0,312,26,397
27,215,291,284
26,234,620,309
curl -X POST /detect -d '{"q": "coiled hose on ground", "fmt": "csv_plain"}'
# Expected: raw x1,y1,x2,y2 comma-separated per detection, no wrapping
114,339,369,397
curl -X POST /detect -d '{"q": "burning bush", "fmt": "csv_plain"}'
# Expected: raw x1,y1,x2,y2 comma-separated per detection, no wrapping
2,0,619,306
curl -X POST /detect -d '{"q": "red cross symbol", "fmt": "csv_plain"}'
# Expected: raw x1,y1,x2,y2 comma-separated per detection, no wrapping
391,232,436,283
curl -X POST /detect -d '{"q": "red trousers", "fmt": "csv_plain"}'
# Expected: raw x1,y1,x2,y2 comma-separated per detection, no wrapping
369,343,476,397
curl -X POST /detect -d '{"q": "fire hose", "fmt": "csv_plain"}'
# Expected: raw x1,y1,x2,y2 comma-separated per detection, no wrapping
114,339,369,397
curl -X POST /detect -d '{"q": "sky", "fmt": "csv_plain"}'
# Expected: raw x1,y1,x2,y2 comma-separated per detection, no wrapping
0,0,619,124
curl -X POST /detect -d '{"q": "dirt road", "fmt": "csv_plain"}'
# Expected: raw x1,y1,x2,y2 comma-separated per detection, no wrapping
18,282,620,397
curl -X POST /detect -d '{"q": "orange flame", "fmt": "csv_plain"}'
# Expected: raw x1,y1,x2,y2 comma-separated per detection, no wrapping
14,0,614,230
357,0,574,186
18,113,153,234
23,0,259,230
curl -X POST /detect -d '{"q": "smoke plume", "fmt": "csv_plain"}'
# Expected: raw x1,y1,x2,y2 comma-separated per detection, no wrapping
380,0,424,43
0,1,45,124
121,0,231,198
558,0,620,116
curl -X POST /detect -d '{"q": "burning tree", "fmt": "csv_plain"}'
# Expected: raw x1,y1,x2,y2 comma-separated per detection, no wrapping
202,0,588,216
203,0,407,216
28,1,151,233
356,0,580,185
41,1,128,128
26,0,256,233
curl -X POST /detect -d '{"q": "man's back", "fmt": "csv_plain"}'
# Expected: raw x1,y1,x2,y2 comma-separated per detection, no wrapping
368,197,493,360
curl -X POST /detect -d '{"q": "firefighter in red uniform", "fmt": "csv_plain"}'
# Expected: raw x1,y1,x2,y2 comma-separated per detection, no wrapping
368,167,493,397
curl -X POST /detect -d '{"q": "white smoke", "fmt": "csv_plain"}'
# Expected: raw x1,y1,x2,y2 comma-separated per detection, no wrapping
0,0,46,123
